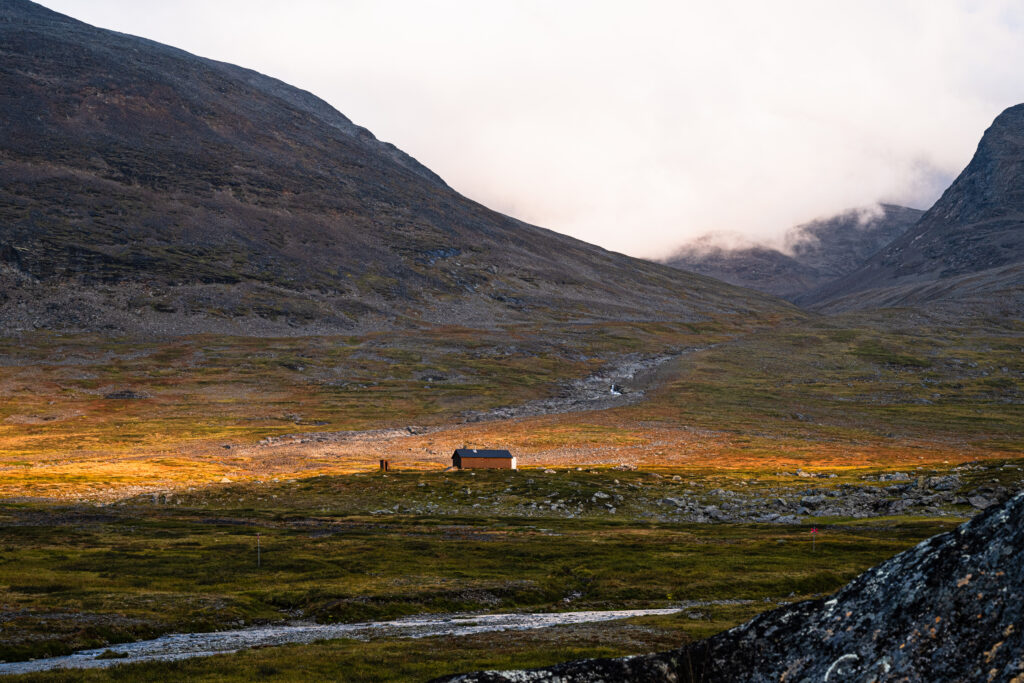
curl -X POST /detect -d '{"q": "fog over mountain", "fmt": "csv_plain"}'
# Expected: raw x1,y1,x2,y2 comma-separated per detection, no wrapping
0,0,792,336
804,103,1024,311
668,101,1024,314
32,0,1024,257
664,204,924,300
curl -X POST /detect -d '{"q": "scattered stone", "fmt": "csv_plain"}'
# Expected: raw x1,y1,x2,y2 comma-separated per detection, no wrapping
969,495,996,510
928,475,961,491
103,390,151,400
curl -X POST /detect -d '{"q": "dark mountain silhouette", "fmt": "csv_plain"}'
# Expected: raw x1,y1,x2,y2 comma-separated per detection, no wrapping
0,0,791,335
786,204,924,279
665,240,821,300
665,204,922,300
803,104,1024,310
436,490,1024,682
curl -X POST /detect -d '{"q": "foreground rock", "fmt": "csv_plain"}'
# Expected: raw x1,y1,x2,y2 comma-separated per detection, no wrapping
436,491,1024,682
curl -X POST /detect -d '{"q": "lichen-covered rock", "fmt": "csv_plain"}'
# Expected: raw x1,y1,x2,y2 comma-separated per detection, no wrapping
435,491,1024,682
435,651,703,683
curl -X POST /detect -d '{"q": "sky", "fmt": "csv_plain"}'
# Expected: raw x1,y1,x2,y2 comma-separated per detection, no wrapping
39,1,1024,258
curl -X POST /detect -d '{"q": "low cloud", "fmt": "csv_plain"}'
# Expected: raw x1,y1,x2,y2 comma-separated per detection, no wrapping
43,0,1024,258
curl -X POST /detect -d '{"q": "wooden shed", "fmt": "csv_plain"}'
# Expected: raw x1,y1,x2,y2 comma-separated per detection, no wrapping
452,449,516,470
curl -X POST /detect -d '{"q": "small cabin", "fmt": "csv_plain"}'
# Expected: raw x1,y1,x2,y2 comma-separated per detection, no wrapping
452,448,516,470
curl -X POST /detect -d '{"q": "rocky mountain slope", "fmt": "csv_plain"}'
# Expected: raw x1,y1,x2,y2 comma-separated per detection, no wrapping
803,104,1024,310
0,0,791,335
437,490,1024,682
665,204,922,300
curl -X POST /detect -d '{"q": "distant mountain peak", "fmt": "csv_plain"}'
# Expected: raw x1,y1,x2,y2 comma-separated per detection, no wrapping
802,103,1024,310
664,204,923,301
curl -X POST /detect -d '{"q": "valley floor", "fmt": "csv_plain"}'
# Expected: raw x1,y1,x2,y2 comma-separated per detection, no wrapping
0,470,988,681
0,312,1020,680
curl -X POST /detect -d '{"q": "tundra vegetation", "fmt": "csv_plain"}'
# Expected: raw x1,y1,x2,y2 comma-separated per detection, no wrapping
0,309,1021,680
1,5,1021,680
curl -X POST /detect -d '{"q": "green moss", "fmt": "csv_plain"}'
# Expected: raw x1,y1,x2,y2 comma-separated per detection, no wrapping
0,469,962,666
852,340,932,368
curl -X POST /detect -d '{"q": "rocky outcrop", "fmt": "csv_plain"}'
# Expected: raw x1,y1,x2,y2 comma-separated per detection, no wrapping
436,491,1024,682
436,652,698,683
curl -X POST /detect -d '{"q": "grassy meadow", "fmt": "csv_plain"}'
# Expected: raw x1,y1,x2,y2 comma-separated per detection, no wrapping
0,309,1021,679
0,468,968,680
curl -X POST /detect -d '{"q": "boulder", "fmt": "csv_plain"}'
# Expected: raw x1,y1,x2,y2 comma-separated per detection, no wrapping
103,389,151,400
928,475,961,491
969,495,997,510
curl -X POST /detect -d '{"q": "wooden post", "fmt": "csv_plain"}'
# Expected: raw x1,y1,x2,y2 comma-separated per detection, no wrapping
257,532,261,568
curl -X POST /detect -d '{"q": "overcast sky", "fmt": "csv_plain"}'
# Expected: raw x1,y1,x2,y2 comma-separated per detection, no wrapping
39,1,1024,258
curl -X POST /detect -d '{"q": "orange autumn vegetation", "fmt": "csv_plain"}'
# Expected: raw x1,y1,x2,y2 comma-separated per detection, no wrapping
0,408,1000,501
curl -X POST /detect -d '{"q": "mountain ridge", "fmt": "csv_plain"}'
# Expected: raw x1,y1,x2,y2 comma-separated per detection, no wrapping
0,0,794,335
801,104,1024,308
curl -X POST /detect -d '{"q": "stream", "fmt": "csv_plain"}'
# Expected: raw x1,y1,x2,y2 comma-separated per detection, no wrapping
0,608,688,675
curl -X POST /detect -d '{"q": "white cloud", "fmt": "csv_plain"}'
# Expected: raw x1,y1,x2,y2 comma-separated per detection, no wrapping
40,0,1024,257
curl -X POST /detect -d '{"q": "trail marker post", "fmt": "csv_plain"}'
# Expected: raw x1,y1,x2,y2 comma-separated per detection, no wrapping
257,533,261,568
810,527,818,552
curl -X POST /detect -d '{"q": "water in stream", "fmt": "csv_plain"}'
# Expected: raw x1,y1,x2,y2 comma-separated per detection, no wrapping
0,608,686,675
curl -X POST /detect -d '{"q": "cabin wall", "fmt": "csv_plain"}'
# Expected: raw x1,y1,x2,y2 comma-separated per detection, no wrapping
459,457,513,469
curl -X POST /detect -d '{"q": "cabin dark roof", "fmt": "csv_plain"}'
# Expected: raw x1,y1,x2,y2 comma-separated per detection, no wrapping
453,449,513,459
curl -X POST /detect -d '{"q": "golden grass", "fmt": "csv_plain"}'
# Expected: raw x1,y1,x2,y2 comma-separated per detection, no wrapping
0,408,999,501
0,314,1019,501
